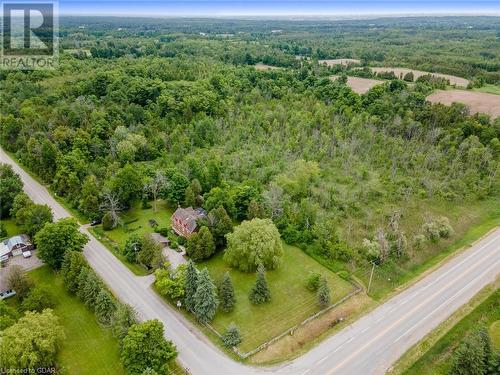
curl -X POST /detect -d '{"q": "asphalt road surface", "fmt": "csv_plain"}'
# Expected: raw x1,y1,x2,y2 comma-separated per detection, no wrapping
2,146,499,375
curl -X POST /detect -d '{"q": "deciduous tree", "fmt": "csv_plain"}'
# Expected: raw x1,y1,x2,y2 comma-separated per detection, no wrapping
0,310,65,370
224,218,283,272
35,218,89,270
121,320,177,375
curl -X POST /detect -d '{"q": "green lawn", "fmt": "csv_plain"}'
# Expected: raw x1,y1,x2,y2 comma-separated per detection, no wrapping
29,266,124,375
491,320,500,349
91,200,175,275
1,218,23,239
99,200,174,248
404,289,500,375
199,243,356,353
474,84,500,95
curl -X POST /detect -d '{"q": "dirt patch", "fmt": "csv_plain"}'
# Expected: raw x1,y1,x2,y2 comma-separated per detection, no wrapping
427,90,500,119
254,63,282,71
370,67,469,87
249,292,373,364
319,59,361,66
330,75,384,94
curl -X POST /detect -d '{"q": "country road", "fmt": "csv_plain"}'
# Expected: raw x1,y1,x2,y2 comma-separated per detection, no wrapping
2,146,499,375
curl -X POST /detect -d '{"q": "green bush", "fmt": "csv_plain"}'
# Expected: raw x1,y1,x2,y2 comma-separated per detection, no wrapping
306,271,322,291
102,212,114,231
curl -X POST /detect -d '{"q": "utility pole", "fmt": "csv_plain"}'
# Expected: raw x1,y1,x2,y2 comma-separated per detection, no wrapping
367,262,375,294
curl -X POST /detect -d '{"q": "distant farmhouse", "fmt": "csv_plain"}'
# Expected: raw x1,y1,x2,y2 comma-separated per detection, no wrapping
0,234,34,261
171,207,206,237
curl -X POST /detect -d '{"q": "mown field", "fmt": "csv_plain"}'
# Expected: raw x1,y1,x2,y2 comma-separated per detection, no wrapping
198,243,357,353
29,266,124,375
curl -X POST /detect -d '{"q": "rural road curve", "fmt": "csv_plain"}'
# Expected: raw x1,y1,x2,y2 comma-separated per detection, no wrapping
2,146,499,375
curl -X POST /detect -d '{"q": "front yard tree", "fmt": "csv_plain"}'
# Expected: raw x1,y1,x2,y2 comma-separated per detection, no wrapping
61,251,88,294
6,265,33,300
121,319,177,375
123,233,142,263
111,304,138,340
0,309,65,370
35,218,89,270
224,218,283,272
0,163,22,218
24,203,53,237
219,271,236,313
95,289,117,326
99,190,123,229
206,206,233,248
317,277,331,307
249,264,271,304
184,260,198,312
187,226,215,261
193,268,219,324
81,270,103,309
222,323,242,348
144,170,168,212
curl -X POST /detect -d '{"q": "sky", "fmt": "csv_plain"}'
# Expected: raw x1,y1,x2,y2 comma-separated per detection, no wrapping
58,1,500,17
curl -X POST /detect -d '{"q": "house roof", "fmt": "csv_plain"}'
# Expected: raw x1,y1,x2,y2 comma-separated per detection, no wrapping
171,207,206,233
0,242,9,258
5,234,31,251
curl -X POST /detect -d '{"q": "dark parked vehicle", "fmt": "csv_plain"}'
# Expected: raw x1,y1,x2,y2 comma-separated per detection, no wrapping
0,289,16,300
90,219,102,226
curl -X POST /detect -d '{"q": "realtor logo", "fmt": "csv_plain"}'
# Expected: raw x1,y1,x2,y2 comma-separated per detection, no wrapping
1,0,58,70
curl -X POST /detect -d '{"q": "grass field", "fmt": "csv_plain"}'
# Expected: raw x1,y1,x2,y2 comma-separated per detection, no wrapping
474,84,500,95
99,200,174,248
1,218,23,239
198,243,356,353
28,266,123,375
403,288,500,375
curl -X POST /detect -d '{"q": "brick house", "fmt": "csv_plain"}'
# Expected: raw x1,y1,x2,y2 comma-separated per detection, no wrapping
171,207,206,238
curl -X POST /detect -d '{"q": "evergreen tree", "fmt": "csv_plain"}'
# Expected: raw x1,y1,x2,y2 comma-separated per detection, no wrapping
219,271,236,313
76,267,91,301
222,323,242,348
449,329,487,375
184,261,198,312
95,289,117,326
81,271,103,309
61,251,88,294
317,277,331,307
112,304,138,340
193,268,219,324
207,206,233,248
249,264,271,304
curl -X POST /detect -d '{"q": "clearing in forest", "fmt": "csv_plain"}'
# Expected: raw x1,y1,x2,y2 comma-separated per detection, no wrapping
319,59,361,66
330,75,383,94
370,67,469,87
254,63,282,70
427,90,500,119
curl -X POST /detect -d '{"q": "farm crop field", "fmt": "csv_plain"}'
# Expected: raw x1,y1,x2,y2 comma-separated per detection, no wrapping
427,90,500,118
369,67,470,87
330,75,384,93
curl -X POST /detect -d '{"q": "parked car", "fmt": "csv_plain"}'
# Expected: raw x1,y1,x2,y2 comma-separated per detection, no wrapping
22,251,32,258
0,289,16,300
90,219,102,226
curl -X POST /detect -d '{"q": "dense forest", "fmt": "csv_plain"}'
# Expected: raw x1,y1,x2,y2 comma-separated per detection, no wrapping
1,16,499,280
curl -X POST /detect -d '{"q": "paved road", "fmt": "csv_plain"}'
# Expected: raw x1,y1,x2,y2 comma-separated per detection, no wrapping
2,146,499,375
